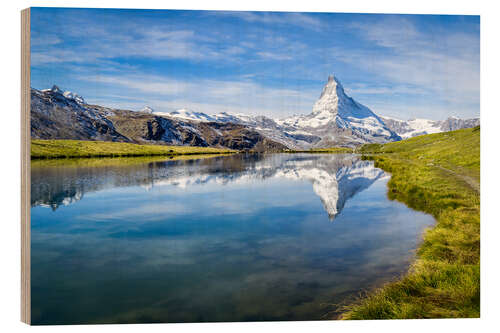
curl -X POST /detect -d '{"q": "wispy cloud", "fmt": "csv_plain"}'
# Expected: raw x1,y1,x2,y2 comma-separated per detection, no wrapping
256,51,293,61
345,83,429,96
30,12,252,66
32,28,235,65
79,74,317,118
334,17,480,119
216,11,324,31
31,34,62,46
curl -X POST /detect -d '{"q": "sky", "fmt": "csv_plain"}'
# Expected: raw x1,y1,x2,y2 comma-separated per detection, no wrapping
30,8,480,120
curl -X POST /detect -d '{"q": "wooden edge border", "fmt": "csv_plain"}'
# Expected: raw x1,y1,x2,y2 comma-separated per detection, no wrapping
21,7,31,325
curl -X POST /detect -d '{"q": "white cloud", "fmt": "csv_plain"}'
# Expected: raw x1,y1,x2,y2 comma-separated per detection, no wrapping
255,51,292,61
81,75,192,95
345,83,429,96
335,17,480,119
218,12,323,31
31,34,62,46
31,24,248,65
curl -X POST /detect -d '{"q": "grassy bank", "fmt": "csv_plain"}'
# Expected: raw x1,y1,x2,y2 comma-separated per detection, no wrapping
284,147,354,154
343,127,480,319
31,139,235,159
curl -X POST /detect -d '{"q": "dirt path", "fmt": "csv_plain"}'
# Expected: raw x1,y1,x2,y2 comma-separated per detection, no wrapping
366,154,480,194
376,154,480,194
434,165,480,194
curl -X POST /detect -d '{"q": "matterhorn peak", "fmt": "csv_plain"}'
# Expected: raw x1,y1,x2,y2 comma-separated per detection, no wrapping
312,74,348,116
327,74,339,83
318,74,345,100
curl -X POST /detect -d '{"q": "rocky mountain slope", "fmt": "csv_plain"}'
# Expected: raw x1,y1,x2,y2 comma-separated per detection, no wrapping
31,86,287,151
380,116,480,139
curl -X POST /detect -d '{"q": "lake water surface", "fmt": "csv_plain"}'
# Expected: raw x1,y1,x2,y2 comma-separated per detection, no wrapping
30,153,434,324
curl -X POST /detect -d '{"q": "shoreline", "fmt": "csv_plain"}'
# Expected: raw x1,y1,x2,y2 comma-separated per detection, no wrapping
342,127,480,319
31,151,235,160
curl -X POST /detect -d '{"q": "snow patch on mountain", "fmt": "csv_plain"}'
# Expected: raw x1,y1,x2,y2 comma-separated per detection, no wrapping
155,109,217,122
140,106,154,113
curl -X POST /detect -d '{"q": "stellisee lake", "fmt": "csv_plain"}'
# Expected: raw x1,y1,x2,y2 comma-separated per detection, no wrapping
30,153,434,324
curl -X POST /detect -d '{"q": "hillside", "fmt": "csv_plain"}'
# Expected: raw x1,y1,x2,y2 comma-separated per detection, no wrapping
344,126,480,319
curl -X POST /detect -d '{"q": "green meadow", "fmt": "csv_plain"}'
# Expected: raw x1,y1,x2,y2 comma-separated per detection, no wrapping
31,139,234,159
343,127,480,319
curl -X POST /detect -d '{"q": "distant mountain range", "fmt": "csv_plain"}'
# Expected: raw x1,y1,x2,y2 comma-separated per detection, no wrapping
380,116,480,139
30,75,479,150
152,75,401,148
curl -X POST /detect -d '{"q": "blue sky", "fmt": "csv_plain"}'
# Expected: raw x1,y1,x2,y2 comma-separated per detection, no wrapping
30,8,480,120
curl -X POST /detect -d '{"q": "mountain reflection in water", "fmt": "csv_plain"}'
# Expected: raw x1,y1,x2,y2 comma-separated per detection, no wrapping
31,154,385,220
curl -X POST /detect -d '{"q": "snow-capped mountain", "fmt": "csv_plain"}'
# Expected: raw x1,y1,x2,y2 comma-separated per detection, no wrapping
438,117,480,132
140,106,154,113
156,109,279,128
41,85,85,104
276,75,400,147
163,75,401,148
155,108,217,122
381,116,480,139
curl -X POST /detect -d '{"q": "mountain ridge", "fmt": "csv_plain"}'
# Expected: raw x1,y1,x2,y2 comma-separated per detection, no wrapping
31,75,479,150
30,87,288,151
380,116,480,139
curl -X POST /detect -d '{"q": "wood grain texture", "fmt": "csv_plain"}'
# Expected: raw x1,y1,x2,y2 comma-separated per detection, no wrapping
21,7,31,325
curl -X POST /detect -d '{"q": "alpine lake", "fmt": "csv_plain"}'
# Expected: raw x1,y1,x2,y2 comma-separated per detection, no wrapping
30,153,435,324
